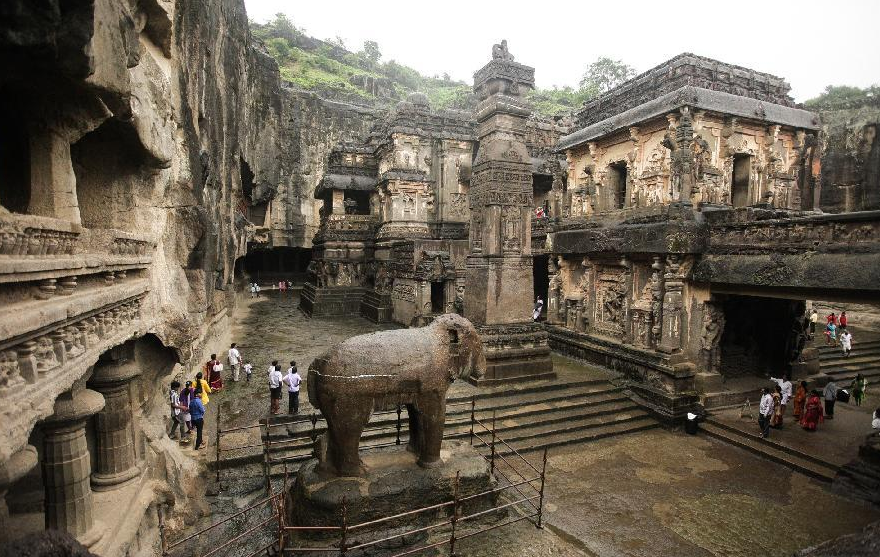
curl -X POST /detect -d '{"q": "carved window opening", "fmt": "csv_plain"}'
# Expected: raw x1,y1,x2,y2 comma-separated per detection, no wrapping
343,191,371,215
448,329,459,344
608,162,627,210
431,281,445,314
0,109,31,214
532,174,552,215
732,154,751,207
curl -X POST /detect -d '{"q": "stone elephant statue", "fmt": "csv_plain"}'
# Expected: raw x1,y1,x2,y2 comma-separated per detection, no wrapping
307,314,485,477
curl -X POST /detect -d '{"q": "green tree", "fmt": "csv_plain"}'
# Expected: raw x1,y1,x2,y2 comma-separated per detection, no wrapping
360,40,381,68
579,57,636,99
266,38,292,64
805,84,879,108
266,13,298,43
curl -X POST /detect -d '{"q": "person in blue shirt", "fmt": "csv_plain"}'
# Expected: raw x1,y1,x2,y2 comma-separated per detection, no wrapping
189,391,207,450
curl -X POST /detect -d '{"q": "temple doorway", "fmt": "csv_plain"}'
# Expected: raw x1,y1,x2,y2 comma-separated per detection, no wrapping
608,162,627,209
0,106,30,213
430,281,445,314
240,247,312,285
718,294,805,378
533,254,549,319
731,154,751,207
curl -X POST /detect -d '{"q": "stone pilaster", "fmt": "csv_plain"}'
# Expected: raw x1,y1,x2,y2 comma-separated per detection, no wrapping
41,388,105,547
464,42,553,383
88,359,143,490
0,445,38,545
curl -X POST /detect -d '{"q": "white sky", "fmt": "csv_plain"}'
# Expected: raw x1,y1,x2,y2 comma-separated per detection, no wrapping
243,0,880,102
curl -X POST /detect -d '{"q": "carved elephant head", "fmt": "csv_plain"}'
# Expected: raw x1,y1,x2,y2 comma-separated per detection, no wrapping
429,313,486,381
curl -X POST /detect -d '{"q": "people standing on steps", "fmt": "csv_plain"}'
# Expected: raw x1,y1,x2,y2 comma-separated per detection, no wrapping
793,380,808,422
533,297,543,322
244,360,253,382
268,360,283,415
824,320,837,347
839,311,848,330
823,380,838,419
179,381,194,441
190,391,207,451
228,343,242,382
207,353,223,391
851,374,867,406
770,374,793,427
250,282,257,298
840,329,853,358
801,390,824,431
808,309,818,338
770,384,783,429
284,361,302,415
758,387,774,438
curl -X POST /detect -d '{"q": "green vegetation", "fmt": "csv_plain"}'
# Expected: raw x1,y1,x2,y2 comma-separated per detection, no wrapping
805,84,879,109
250,15,636,116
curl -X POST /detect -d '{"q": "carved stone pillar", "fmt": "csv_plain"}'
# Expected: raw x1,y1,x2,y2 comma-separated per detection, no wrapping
41,388,105,547
580,257,594,333
0,445,38,545
88,359,142,490
658,256,684,354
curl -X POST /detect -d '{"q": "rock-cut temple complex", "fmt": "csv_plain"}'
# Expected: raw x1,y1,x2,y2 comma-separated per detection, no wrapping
0,1,878,556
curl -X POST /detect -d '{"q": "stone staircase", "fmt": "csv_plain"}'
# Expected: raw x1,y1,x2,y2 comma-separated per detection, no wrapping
257,379,658,474
701,418,840,482
817,339,880,385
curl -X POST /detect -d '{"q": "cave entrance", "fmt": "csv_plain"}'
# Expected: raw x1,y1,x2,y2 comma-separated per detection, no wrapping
431,281,445,314
533,254,549,320
241,247,312,285
719,295,805,378
608,162,627,209
732,154,751,207
0,107,31,214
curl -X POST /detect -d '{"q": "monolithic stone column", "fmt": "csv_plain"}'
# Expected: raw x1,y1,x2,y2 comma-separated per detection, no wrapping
0,445,38,545
464,41,553,383
41,388,105,547
88,359,142,490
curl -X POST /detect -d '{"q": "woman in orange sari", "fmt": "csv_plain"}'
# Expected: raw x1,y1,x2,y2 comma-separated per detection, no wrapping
801,390,824,431
792,380,808,422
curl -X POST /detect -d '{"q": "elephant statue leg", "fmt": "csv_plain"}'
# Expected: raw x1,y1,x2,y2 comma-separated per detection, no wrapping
405,403,422,455
416,393,446,468
324,397,373,477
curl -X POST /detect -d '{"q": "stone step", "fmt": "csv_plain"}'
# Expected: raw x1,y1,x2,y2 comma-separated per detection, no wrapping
816,339,880,354
446,378,613,405
504,417,659,455
700,421,838,482
818,351,880,364
705,418,839,470
824,368,880,384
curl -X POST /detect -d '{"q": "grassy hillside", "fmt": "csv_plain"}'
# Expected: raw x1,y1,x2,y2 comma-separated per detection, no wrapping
249,14,579,116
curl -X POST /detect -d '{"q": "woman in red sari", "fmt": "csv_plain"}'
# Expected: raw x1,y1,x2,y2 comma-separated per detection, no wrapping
207,353,223,391
792,380,808,422
801,390,824,431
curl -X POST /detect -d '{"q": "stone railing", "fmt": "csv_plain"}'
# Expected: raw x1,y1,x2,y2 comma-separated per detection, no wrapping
0,213,82,257
315,214,378,243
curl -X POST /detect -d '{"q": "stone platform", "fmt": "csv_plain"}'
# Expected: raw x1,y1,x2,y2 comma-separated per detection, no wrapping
289,441,495,535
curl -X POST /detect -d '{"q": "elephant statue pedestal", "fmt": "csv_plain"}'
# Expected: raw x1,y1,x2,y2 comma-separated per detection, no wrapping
289,440,496,543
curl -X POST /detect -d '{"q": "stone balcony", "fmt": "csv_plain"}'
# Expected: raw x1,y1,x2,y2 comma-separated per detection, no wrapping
0,211,155,462
315,214,379,244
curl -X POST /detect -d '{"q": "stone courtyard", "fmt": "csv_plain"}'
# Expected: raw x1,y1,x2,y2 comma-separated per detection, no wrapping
0,1,879,556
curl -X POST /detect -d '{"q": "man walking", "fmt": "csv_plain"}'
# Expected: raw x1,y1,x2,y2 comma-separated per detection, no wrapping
823,380,838,419
840,329,853,358
809,309,818,338
268,360,283,415
190,391,207,451
770,373,793,427
759,387,774,438
284,361,302,414
228,343,242,382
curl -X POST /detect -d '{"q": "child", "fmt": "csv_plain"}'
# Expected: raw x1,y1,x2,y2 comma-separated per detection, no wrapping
243,360,253,382
178,381,194,442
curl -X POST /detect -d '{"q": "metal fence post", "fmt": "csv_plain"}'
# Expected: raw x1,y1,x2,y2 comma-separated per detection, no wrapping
489,410,496,476
537,447,548,529
396,404,402,445
340,496,348,556
263,414,272,494
215,403,222,489
449,470,460,556
468,397,475,446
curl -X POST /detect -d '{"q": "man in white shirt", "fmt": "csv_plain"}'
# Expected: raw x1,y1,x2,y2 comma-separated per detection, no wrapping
268,360,283,415
758,387,774,438
228,343,242,382
770,374,792,427
284,361,302,414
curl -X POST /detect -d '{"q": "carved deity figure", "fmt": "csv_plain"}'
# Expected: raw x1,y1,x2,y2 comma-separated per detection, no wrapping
700,302,725,373
491,39,514,61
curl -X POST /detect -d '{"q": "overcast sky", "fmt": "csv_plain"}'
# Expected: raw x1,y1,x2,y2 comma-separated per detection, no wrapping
243,0,880,102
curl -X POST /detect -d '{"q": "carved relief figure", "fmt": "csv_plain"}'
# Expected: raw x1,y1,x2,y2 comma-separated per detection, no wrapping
491,39,514,61
700,302,725,373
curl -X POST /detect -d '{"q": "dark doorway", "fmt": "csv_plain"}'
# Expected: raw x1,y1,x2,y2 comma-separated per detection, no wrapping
533,254,549,318
732,154,751,207
241,247,312,284
608,162,627,209
0,109,31,214
719,295,805,378
431,282,444,314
